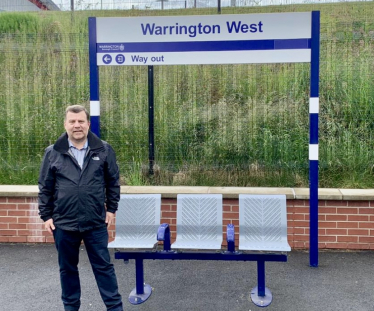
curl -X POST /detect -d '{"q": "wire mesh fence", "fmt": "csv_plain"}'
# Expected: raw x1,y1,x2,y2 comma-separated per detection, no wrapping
0,1,374,187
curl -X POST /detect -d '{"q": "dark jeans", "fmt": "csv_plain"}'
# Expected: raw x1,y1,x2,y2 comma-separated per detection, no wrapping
53,226,123,311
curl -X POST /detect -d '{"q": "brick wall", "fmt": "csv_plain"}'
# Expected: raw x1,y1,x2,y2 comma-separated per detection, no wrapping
1,195,373,249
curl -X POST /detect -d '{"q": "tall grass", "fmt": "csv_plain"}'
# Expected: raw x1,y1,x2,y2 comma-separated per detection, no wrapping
0,2,374,187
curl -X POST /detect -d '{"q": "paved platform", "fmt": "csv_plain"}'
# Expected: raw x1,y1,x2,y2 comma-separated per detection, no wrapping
0,243,373,311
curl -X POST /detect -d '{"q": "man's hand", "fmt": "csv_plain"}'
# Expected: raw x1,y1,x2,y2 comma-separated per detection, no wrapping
44,219,55,234
105,212,115,227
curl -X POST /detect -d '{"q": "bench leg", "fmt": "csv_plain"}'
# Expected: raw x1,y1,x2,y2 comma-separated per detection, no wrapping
128,258,152,305
250,260,273,307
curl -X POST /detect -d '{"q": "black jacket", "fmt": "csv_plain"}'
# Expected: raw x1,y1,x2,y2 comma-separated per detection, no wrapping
38,131,120,232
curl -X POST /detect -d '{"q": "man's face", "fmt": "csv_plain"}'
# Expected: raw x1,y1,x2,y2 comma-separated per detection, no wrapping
64,111,90,144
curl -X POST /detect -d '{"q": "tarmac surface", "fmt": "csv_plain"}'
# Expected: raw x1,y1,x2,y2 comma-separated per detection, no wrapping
0,243,373,311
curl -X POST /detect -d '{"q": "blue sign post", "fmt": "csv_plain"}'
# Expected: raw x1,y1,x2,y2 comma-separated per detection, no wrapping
88,12,320,267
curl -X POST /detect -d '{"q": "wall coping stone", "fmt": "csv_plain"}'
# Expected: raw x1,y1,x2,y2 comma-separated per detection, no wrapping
0,185,373,200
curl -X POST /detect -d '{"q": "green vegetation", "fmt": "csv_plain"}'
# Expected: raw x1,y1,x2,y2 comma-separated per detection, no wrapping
0,3,374,187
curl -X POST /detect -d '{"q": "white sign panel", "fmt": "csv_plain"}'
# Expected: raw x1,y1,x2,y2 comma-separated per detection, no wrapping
94,13,312,66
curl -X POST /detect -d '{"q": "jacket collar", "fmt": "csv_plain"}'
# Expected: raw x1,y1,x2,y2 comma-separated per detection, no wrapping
53,131,104,153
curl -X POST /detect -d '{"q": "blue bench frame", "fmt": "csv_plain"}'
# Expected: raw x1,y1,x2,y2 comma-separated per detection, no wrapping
114,223,287,307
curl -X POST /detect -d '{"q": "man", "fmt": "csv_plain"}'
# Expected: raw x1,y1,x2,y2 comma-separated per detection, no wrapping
38,105,123,311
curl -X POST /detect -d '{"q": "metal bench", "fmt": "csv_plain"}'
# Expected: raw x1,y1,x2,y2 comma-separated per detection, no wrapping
172,194,223,250
239,194,291,306
108,194,161,249
113,194,290,307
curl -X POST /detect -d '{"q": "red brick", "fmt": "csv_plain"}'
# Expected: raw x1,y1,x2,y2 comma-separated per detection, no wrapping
27,223,44,230
161,198,175,204
371,230,374,237
294,235,309,242
319,222,337,228
8,236,27,243
0,223,8,229
223,205,231,212
27,236,46,243
46,236,55,243
0,204,17,210
337,222,358,229
161,211,176,218
0,198,7,203
326,229,347,235
325,242,348,249
293,228,305,234
7,198,26,203
292,214,305,221
320,207,337,214
305,214,324,221
161,204,172,211
26,210,40,216
293,241,307,249
8,211,26,217
337,236,358,242
337,208,358,214
349,201,370,207
292,207,309,214
42,231,53,237
18,230,43,236
325,215,347,221
348,215,369,222
0,211,7,216
26,197,38,203
224,212,239,220
319,236,337,242
9,224,27,229
359,236,374,243
18,203,37,210
348,229,369,236
160,218,175,224
291,200,307,207
231,205,239,213
325,200,348,207
347,243,370,250
359,222,374,229
223,219,231,226
359,208,374,215
0,229,17,236
0,217,17,223
17,217,43,224
0,236,9,242
318,242,326,249
293,221,309,228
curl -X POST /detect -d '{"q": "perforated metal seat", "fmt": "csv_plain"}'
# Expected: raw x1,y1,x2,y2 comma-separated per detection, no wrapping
108,194,161,249
239,194,291,252
172,194,223,250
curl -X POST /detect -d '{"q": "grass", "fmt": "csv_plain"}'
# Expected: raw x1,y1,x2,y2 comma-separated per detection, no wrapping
0,2,374,187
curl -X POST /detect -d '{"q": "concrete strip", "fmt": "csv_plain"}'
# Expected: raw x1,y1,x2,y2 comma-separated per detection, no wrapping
208,187,295,199
294,188,343,200
340,188,374,200
1,185,374,201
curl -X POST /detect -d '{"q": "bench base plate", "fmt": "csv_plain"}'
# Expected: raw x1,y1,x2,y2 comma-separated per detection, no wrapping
129,284,152,305
250,286,272,307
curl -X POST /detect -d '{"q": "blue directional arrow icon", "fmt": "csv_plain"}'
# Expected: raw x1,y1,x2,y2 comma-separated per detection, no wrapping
102,54,112,64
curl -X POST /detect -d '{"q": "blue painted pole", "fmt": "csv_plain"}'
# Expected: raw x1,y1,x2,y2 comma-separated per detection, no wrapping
309,11,320,267
135,258,145,295
257,260,265,297
88,17,100,137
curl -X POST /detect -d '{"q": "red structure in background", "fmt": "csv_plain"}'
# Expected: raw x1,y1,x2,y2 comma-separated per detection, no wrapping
28,0,54,10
